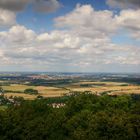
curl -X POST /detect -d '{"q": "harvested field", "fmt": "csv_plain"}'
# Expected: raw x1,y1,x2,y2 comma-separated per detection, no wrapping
5,93,36,100
2,81,140,99
2,84,35,92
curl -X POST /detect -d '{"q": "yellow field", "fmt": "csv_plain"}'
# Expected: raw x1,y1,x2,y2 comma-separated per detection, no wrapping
2,84,35,91
35,86,69,97
2,84,69,100
67,81,140,95
5,93,36,100
109,90,140,96
2,81,140,99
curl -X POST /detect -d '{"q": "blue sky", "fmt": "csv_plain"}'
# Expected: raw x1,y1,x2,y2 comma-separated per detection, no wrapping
0,0,140,72
17,0,109,32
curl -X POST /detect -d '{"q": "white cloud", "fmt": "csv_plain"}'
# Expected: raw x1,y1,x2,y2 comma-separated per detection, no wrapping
55,4,118,36
55,4,140,40
0,8,16,27
0,4,140,72
116,9,140,39
0,25,36,45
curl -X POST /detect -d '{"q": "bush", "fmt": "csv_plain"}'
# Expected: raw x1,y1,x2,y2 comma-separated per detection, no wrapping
24,88,38,95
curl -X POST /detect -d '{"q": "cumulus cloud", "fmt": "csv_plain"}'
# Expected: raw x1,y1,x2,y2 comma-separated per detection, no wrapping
0,0,61,13
0,0,61,27
107,0,140,9
0,4,139,72
116,9,140,39
55,4,117,36
0,8,16,27
55,4,140,40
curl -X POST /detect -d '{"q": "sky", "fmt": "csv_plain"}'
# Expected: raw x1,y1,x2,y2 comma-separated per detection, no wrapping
0,0,140,73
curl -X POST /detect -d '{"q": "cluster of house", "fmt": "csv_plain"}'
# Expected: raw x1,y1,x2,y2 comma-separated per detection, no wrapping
50,103,65,108
0,88,4,96
0,94,21,106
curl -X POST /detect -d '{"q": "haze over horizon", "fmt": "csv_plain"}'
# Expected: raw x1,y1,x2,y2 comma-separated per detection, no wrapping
0,0,140,73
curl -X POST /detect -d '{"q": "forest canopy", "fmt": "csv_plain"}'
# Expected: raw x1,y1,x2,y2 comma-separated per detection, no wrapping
0,93,140,140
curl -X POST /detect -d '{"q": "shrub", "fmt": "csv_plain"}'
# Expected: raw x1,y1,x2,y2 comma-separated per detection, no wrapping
24,88,38,95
